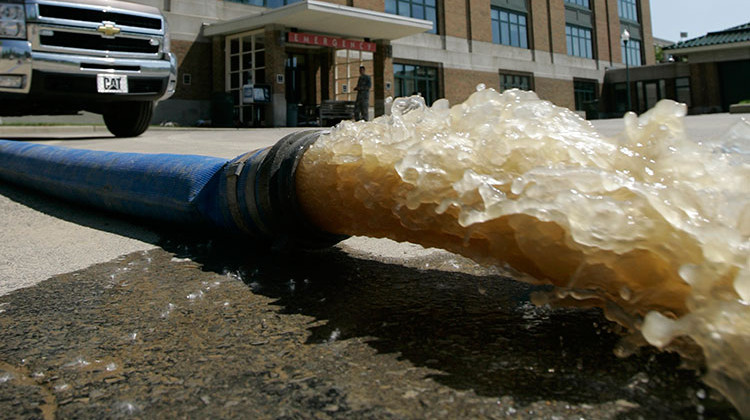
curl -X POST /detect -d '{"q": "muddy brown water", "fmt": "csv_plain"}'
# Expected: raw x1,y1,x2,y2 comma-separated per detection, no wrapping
0,228,739,419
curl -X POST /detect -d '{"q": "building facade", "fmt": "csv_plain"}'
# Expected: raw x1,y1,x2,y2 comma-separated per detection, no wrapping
602,22,750,116
141,0,654,126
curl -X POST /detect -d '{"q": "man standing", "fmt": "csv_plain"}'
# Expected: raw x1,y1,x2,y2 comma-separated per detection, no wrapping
354,65,371,121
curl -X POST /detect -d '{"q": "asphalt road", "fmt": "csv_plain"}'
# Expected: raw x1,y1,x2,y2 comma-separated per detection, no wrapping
0,114,745,418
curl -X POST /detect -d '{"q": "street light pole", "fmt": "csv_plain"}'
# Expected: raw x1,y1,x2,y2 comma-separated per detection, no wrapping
621,29,631,113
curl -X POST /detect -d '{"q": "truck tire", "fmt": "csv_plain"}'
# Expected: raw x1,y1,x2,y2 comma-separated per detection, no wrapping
103,101,154,137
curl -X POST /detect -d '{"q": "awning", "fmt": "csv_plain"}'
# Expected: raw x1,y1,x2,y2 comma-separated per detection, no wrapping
203,0,432,40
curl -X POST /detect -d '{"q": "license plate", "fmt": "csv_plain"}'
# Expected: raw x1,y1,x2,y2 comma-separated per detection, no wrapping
96,74,128,93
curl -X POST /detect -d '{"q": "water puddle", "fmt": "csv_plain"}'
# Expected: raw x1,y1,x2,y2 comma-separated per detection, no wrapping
0,236,739,418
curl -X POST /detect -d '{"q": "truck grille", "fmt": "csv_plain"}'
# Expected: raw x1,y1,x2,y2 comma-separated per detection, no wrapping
38,4,162,30
40,32,159,54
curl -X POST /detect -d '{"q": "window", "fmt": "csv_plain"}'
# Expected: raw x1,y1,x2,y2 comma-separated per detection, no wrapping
622,38,642,66
500,72,532,91
227,0,301,7
618,0,638,22
394,63,439,105
226,32,266,125
638,80,666,111
335,50,373,101
574,80,597,112
385,0,437,34
613,83,628,113
565,0,590,8
566,25,593,58
491,7,528,48
675,77,691,107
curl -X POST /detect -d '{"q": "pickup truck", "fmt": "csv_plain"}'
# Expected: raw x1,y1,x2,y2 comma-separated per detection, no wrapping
0,0,176,137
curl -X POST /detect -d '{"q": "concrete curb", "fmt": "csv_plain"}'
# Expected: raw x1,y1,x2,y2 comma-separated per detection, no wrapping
0,125,110,136
0,125,313,137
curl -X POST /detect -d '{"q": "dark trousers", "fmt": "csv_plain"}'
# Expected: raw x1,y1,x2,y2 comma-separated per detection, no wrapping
355,95,369,121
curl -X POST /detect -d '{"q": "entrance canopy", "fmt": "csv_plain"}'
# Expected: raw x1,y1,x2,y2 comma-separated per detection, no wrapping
203,0,433,40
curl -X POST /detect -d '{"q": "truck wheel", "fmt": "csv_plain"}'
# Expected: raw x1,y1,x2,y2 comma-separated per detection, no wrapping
103,101,153,137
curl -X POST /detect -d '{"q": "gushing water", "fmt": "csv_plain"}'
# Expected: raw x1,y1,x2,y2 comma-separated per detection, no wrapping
295,87,750,414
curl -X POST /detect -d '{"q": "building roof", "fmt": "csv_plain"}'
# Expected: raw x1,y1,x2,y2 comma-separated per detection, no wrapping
665,22,750,51
652,37,674,48
203,0,432,40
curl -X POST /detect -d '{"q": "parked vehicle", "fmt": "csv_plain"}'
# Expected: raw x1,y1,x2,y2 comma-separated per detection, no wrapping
0,0,177,137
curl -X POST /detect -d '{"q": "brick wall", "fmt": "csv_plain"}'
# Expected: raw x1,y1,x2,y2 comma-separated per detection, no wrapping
444,0,467,39
534,76,574,109
264,25,288,126
443,67,498,104
437,68,577,110
548,0,567,55
264,26,286,97
604,0,622,63
639,0,655,65
352,0,383,12
529,0,550,52
171,39,212,100
593,0,612,64
469,0,492,43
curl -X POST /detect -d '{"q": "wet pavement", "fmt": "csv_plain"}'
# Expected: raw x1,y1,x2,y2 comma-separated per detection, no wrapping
0,227,740,418
1,119,746,419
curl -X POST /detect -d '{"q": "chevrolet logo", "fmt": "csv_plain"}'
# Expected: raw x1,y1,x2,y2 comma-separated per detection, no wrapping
97,21,121,38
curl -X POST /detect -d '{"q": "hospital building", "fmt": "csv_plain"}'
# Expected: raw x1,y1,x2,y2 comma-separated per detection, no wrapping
145,0,654,126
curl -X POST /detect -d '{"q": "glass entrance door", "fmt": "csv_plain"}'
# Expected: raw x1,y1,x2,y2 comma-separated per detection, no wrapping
285,54,305,106
286,52,320,126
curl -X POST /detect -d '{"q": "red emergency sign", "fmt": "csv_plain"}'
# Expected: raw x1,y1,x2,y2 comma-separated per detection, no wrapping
287,32,376,52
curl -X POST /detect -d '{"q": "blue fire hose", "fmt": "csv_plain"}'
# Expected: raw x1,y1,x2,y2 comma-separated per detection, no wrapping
0,130,345,249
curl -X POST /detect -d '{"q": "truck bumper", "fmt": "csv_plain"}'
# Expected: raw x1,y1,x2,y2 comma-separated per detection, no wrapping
0,39,176,100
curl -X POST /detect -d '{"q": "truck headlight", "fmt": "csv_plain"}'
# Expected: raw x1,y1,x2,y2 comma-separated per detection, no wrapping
0,3,26,39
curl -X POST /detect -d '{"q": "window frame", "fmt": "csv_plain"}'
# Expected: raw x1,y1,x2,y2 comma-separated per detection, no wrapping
621,37,643,66
675,77,691,107
334,49,374,101
393,61,441,106
490,6,529,49
565,24,594,59
637,79,666,112
499,70,534,92
618,0,639,22
565,0,590,9
385,0,438,34
226,0,301,7
573,78,598,112
225,30,266,125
